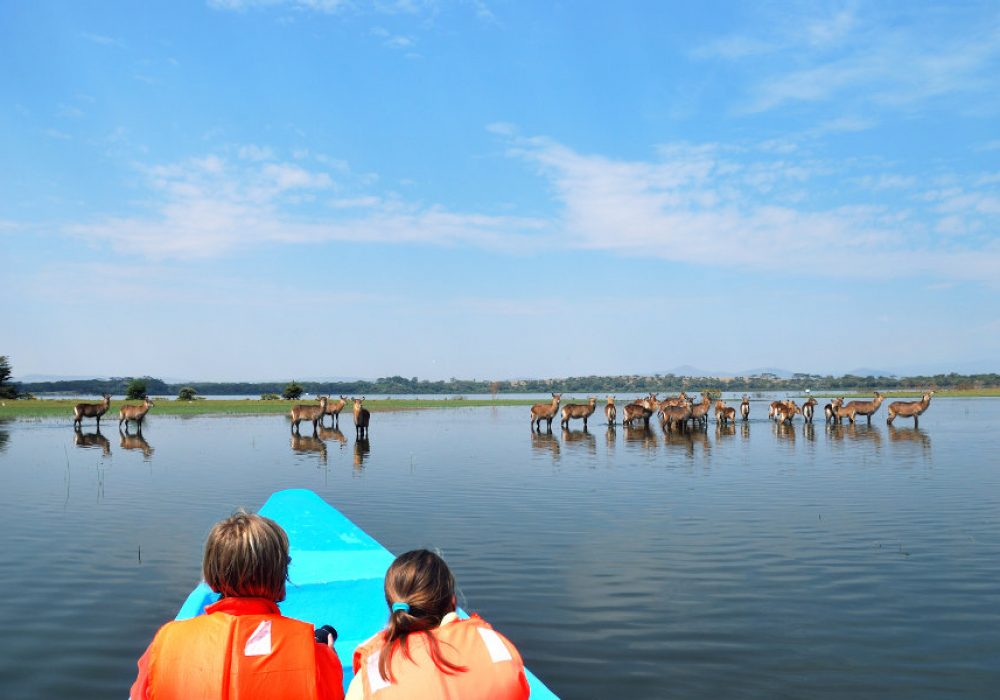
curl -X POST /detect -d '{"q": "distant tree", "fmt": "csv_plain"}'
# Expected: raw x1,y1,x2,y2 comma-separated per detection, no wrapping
126,378,148,400
260,393,281,401
0,356,18,399
177,386,198,401
282,381,304,400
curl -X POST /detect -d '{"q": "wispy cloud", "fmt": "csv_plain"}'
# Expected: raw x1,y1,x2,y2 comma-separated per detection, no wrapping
80,32,124,47
208,0,349,12
693,5,1000,114
66,150,547,259
500,131,1000,285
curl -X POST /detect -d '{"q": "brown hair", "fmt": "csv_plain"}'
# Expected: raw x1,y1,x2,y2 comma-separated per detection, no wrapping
202,510,289,602
378,549,468,682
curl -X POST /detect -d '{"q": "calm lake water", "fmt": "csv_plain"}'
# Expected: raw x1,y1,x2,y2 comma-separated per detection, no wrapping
1,399,998,699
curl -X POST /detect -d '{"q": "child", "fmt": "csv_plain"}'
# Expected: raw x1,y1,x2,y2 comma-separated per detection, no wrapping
348,549,529,699
130,511,344,699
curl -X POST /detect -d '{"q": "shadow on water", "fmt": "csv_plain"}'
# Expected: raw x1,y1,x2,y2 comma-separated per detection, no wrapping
530,430,560,461
119,429,154,461
74,426,111,456
353,437,371,471
0,418,10,453
561,428,596,455
290,433,328,465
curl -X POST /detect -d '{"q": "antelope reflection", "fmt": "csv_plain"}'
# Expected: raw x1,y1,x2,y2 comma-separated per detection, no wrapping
663,427,709,459
623,425,658,451
530,430,560,461
74,426,111,456
290,433,328,465
317,425,348,450
773,421,796,444
888,425,931,450
826,423,883,448
715,423,736,440
561,427,596,455
119,429,154,460
353,438,371,470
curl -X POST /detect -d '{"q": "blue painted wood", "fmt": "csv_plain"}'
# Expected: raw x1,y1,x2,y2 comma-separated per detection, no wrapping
175,488,558,698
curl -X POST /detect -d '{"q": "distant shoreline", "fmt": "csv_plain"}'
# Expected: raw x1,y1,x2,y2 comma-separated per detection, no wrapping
1,390,997,419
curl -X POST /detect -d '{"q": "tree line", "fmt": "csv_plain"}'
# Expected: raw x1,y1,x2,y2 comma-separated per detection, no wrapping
10,370,1000,398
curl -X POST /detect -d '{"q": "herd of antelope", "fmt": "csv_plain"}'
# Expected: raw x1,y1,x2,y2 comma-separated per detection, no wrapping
289,395,370,438
71,393,374,439
72,393,156,433
531,390,936,433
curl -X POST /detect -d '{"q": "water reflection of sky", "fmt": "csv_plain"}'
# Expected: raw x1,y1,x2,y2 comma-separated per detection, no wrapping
0,400,998,698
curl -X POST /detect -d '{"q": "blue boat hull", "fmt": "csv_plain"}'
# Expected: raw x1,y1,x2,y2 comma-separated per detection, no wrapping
175,488,557,698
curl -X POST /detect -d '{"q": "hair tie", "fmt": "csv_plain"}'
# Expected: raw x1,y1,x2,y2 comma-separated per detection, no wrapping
391,602,410,613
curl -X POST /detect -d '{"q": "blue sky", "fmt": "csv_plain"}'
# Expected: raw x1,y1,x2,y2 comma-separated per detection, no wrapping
2,1,999,382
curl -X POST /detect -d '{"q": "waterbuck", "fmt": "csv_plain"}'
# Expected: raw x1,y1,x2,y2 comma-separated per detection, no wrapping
886,391,934,426
740,395,751,421
824,397,844,424
119,396,155,433
73,393,111,429
605,396,617,426
715,399,737,425
324,395,348,427
561,397,598,430
844,392,885,424
352,397,371,439
290,396,328,435
801,397,818,423
530,393,562,432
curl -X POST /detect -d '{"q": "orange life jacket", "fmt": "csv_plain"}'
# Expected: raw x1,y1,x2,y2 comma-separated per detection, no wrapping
352,615,529,700
144,598,334,700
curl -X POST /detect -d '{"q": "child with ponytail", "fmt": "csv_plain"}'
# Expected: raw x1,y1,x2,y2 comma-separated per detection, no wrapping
347,549,529,699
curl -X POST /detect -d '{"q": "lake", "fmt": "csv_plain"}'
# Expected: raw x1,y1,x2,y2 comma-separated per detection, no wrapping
0,399,998,699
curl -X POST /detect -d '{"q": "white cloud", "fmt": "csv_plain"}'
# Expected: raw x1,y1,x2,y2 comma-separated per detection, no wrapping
694,6,1000,115
501,133,1000,285
66,150,547,259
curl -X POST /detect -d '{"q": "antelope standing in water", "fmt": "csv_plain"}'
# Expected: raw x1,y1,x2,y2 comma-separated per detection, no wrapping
824,397,844,423
740,395,750,421
801,397,818,423
715,399,737,425
623,395,657,428
323,395,348,427
290,395,328,435
561,397,598,430
832,400,857,425
660,400,692,432
604,396,617,426
73,394,111,429
352,397,371,438
844,391,885,424
687,392,713,428
772,400,800,424
886,391,934,426
119,396,155,433
530,393,562,432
